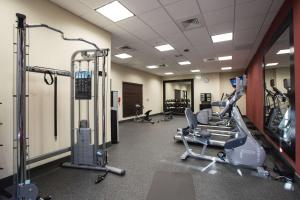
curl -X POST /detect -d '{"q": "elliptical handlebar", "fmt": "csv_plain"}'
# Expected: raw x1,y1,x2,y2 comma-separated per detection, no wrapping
219,75,246,118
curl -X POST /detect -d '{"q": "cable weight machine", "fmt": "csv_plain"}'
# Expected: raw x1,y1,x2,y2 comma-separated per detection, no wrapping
13,13,124,200
61,48,126,177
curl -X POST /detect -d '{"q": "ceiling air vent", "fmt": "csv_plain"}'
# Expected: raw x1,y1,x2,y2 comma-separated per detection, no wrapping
118,45,136,52
176,15,204,31
159,64,168,67
203,58,218,63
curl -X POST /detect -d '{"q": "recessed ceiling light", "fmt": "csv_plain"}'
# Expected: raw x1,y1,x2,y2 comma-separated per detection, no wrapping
155,44,174,52
96,1,134,22
114,53,132,59
221,67,232,71
191,69,200,73
146,65,159,69
277,49,291,55
179,61,191,65
211,32,233,43
218,56,232,61
164,72,174,75
266,63,279,66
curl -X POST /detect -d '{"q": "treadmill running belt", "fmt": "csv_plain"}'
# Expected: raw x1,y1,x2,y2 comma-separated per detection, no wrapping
146,171,195,200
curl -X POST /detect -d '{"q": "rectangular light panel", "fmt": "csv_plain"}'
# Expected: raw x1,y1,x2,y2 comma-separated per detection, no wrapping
218,56,232,61
277,49,291,55
146,65,159,69
221,67,232,71
164,72,174,75
211,32,233,43
115,53,132,59
96,1,134,22
266,63,278,67
155,44,174,52
179,61,191,65
191,69,200,73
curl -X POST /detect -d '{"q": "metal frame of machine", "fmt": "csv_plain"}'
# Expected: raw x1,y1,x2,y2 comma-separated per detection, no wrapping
179,76,268,177
13,13,124,200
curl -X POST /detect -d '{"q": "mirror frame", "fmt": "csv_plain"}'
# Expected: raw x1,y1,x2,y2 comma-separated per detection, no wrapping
163,79,194,112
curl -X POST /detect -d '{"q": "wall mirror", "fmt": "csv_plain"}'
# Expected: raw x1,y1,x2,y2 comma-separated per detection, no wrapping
263,12,295,160
163,79,194,115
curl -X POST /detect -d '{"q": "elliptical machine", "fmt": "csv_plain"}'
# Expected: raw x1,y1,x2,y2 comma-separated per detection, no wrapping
277,79,295,145
196,91,235,129
134,104,155,124
179,76,268,176
265,79,286,134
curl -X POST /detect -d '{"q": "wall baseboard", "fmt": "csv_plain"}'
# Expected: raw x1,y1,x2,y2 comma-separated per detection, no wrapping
0,142,112,191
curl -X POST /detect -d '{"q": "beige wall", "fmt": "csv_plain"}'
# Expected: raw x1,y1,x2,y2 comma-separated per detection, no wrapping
265,67,290,91
111,63,163,120
163,71,246,114
0,0,111,179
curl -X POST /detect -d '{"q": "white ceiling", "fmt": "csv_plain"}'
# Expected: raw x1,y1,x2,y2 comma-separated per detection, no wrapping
50,0,284,76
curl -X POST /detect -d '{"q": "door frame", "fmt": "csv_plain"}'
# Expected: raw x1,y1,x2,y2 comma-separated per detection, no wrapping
163,79,194,112
122,82,143,118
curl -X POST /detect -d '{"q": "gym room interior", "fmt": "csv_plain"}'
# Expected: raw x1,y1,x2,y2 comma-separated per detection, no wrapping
0,0,300,199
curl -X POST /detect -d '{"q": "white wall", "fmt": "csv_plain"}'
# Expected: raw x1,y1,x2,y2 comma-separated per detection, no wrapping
0,0,111,179
111,63,163,121
163,71,246,114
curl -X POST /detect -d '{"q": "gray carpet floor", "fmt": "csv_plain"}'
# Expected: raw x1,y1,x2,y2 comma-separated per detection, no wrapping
32,115,299,200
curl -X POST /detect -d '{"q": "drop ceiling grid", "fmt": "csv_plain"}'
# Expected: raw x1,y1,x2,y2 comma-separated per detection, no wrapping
49,0,284,76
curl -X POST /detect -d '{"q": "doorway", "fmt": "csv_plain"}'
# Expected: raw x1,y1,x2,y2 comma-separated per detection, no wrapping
122,82,143,118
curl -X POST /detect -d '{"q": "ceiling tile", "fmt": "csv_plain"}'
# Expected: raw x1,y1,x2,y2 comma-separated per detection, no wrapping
165,0,200,21
207,21,233,35
79,0,112,9
81,11,114,28
235,14,265,32
151,21,182,39
232,49,251,60
51,0,91,16
194,44,215,57
143,37,167,46
131,27,160,41
197,0,234,13
234,28,260,47
203,6,234,26
139,8,173,27
236,0,255,4
270,0,284,12
235,0,272,19
159,0,182,6
121,0,161,15
117,16,144,30
214,42,234,54
184,28,212,46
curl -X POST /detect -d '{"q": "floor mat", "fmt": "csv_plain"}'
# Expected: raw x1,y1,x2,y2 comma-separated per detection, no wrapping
146,171,195,200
